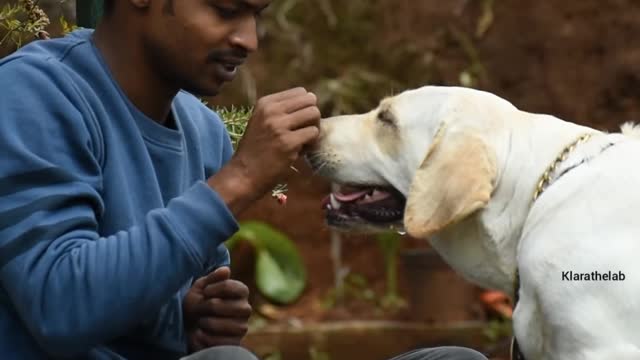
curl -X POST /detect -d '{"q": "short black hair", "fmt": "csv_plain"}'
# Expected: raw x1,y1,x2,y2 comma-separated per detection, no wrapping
102,0,173,15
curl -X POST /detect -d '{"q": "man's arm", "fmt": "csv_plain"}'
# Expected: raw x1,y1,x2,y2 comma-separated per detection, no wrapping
198,122,236,277
182,125,251,352
0,58,238,358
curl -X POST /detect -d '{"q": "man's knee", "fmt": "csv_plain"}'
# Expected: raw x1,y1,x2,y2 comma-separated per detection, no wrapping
180,346,259,360
391,346,488,360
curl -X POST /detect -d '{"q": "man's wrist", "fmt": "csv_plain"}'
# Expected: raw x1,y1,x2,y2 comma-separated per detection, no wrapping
207,160,257,216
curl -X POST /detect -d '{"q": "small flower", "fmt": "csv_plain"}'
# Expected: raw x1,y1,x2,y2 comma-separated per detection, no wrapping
271,184,288,205
275,193,287,205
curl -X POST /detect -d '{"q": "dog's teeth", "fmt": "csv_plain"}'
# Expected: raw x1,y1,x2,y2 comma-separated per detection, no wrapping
330,194,341,210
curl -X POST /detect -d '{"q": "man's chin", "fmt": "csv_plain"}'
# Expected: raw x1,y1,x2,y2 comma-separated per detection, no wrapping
183,81,224,98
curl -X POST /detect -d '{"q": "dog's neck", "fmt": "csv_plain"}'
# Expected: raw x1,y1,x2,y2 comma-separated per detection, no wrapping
428,111,601,296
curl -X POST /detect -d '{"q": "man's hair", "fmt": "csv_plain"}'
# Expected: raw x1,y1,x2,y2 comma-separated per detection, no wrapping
102,0,173,16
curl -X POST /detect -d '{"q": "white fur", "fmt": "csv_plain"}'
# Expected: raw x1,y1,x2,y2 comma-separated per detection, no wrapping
312,85,640,360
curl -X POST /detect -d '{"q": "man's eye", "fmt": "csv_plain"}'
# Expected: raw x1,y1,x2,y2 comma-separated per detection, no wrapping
214,6,240,19
254,9,266,19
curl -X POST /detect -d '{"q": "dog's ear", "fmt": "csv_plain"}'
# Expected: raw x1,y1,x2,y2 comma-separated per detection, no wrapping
404,128,496,239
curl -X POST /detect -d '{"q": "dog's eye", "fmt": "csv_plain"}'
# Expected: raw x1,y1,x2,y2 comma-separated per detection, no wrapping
377,109,395,126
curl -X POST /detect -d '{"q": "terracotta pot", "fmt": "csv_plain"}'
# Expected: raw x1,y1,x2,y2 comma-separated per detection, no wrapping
400,248,484,324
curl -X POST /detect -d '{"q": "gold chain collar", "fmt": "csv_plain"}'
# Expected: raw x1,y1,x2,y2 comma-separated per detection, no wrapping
532,133,593,201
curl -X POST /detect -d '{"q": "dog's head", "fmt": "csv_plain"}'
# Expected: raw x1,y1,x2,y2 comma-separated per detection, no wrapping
307,85,499,238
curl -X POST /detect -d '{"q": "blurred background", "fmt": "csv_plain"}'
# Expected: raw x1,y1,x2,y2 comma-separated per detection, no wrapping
2,1,640,359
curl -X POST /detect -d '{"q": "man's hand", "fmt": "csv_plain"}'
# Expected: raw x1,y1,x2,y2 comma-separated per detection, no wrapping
208,87,321,214
183,267,252,353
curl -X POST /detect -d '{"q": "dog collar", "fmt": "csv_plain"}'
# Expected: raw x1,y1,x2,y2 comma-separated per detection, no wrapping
532,133,593,201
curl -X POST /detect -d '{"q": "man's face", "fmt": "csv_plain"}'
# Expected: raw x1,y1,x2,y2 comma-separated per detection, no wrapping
141,0,271,96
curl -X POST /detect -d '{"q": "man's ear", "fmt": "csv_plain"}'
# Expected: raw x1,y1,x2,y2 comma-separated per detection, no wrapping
404,127,497,239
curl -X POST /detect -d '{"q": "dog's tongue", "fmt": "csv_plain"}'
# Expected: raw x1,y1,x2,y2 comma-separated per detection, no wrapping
321,187,397,209
321,188,369,209
334,190,370,202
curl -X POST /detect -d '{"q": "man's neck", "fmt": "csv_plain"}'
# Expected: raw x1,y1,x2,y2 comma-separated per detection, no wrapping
92,19,177,125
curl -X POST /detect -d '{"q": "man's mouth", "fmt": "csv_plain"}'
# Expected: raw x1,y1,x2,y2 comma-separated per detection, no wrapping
213,58,245,82
321,184,406,228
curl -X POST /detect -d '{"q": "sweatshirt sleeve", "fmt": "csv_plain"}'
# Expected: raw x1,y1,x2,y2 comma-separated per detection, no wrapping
0,57,239,357
189,107,237,279
202,114,236,273
215,119,236,270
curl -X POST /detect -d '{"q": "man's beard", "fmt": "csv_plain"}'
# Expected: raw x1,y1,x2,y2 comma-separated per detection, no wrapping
143,38,222,97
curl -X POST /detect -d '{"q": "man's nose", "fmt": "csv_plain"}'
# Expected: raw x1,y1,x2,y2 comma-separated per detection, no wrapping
229,18,259,52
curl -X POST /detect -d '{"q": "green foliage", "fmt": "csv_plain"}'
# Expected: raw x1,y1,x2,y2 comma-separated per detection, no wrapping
476,0,495,38
59,15,78,35
309,347,331,360
0,0,76,56
314,68,401,117
264,352,282,360
483,318,513,344
227,221,307,305
320,232,408,314
0,0,50,48
321,272,377,311
257,1,406,116
213,105,253,150
376,231,407,310
217,0,494,116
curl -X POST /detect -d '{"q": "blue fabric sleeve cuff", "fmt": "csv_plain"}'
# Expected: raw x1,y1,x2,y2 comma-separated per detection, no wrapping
166,181,239,269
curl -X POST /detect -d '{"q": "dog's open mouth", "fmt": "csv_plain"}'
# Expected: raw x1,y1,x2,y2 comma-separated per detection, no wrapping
321,185,406,228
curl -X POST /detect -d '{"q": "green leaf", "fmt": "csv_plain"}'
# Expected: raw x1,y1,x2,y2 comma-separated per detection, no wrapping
227,221,307,304
255,251,295,302
376,231,401,254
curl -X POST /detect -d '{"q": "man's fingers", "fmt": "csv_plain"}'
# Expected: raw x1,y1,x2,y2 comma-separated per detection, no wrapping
188,335,206,353
203,279,250,299
284,106,321,131
193,329,242,347
197,298,253,318
288,126,321,150
198,317,249,337
259,87,308,104
192,267,231,289
280,92,317,114
211,267,231,282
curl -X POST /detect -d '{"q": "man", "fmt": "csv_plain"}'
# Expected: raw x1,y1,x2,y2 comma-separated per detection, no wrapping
0,0,490,359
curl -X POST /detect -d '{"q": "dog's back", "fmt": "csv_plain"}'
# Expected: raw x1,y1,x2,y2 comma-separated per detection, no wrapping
621,121,640,139
515,136,640,359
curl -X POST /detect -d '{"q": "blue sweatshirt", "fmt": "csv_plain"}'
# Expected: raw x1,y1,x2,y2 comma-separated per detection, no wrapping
0,29,239,359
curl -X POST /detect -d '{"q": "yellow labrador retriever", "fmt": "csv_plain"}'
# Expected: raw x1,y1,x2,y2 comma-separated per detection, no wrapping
306,85,640,360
